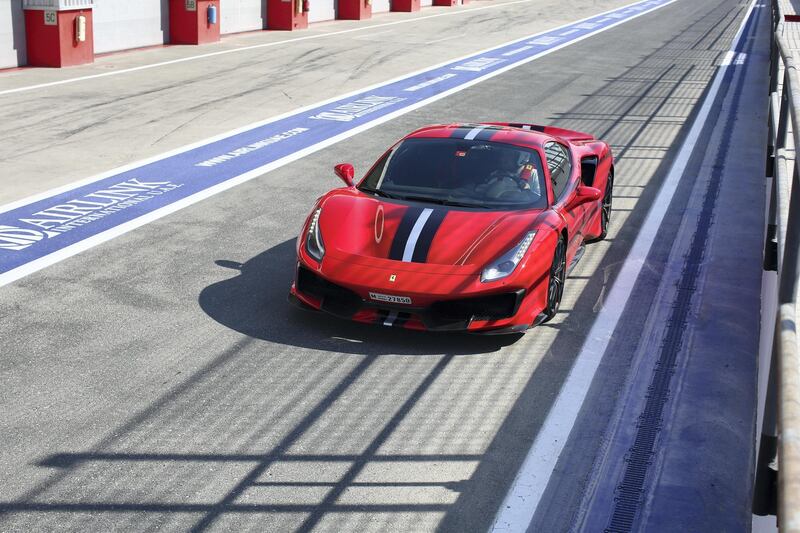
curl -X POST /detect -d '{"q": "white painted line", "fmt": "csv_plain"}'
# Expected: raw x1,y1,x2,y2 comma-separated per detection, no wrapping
0,0,678,288
0,0,535,97
488,1,758,531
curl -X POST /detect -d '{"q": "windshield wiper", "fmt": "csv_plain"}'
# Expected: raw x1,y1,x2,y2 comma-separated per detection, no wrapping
358,187,399,199
397,195,489,209
358,189,488,208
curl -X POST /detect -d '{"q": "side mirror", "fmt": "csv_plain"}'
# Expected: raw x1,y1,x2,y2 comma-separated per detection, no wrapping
334,163,355,187
566,185,602,210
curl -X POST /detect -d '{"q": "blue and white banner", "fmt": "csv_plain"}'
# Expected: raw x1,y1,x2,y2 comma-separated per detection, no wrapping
0,0,675,286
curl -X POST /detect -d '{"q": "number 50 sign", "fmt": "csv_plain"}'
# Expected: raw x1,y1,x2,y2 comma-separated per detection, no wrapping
44,10,57,25
186,0,197,10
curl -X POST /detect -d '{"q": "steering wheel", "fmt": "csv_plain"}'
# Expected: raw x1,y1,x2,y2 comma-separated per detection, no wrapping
485,172,522,199
496,188,525,200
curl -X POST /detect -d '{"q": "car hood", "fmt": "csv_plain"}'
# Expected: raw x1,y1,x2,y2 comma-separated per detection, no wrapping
318,191,542,274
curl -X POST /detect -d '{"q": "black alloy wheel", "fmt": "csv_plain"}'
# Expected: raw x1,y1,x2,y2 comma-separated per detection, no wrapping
598,173,613,240
543,236,567,322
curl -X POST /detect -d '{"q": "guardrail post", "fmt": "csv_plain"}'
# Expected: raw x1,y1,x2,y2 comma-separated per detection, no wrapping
778,165,800,301
767,103,776,178
770,30,780,95
765,91,781,271
766,170,779,271
754,334,779,516
776,71,790,151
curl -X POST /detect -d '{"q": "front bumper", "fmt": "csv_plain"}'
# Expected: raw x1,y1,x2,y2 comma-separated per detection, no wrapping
290,264,537,332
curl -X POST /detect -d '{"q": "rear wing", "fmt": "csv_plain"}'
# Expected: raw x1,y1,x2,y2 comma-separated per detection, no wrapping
485,122,595,143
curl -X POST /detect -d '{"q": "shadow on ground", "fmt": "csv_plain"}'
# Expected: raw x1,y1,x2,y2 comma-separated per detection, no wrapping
199,239,520,355
0,2,746,532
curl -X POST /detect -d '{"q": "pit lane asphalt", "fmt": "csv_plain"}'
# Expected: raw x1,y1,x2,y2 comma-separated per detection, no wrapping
0,0,758,531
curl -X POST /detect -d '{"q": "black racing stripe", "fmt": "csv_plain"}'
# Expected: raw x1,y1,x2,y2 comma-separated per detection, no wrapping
474,128,499,141
449,127,475,139
388,207,423,260
411,209,447,263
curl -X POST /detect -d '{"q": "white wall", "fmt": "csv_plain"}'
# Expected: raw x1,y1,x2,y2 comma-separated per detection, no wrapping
221,0,264,34
308,0,334,23
421,0,432,6
93,0,168,54
372,0,390,13
0,0,27,69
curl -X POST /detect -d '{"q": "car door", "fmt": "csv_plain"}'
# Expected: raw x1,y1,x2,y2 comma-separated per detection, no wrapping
544,141,589,256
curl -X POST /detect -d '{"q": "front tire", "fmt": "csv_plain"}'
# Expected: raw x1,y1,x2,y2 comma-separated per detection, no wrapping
543,236,567,322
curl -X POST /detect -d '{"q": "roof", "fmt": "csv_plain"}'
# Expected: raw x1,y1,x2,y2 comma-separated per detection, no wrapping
405,122,595,147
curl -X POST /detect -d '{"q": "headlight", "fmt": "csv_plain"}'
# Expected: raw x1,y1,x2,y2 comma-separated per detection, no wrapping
305,208,325,262
481,231,536,282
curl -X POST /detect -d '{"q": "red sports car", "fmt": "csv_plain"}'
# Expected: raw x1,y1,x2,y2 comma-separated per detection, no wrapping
289,122,613,334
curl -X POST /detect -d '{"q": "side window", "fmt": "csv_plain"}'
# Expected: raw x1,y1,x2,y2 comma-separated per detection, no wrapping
361,150,392,188
544,142,572,201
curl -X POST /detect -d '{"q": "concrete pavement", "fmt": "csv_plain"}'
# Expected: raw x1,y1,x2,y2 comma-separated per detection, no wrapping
0,0,766,531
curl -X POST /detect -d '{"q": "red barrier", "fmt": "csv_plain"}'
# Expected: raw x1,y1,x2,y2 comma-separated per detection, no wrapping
23,0,94,68
267,0,309,30
338,0,372,20
169,0,220,45
391,0,419,12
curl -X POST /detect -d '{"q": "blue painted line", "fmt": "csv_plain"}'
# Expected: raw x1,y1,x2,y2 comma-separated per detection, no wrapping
0,0,674,284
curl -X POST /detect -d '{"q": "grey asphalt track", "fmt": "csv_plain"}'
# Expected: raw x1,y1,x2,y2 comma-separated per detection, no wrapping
0,0,766,531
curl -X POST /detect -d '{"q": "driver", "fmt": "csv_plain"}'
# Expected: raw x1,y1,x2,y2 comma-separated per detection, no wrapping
485,149,541,196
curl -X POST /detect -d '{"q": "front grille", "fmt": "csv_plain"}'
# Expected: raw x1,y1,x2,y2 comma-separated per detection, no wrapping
298,268,524,328
296,267,362,318
429,290,524,323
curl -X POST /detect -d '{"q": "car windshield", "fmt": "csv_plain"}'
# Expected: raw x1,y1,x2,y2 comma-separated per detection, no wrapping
358,137,548,210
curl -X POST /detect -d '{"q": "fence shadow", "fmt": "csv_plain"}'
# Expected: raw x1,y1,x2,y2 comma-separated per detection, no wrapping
0,1,747,531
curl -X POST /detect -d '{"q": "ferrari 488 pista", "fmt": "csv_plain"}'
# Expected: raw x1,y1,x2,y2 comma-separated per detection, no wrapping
289,122,613,334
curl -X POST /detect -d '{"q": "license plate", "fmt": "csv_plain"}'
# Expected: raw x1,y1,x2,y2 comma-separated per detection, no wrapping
369,292,412,305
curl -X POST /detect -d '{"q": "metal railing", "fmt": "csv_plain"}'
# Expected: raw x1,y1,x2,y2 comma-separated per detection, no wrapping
754,1,800,529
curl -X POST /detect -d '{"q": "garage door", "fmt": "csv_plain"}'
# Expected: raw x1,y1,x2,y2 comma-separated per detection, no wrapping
93,0,167,54
372,0,391,13
309,0,336,22
0,2,26,68
221,0,265,34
